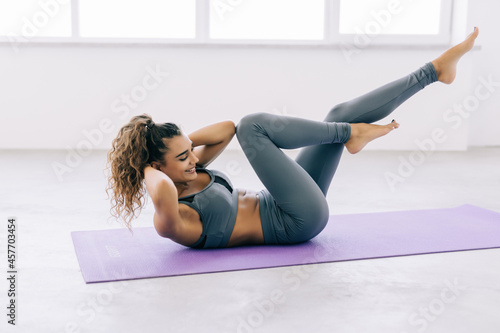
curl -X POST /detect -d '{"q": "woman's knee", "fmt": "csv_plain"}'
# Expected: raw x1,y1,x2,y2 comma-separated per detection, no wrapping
237,112,268,130
236,112,273,145
325,103,349,122
236,113,270,159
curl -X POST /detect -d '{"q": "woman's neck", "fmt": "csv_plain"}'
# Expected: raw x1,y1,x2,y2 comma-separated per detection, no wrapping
175,181,191,196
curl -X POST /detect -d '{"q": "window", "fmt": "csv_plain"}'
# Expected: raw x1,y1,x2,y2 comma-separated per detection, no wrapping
0,0,455,46
209,0,324,40
336,0,453,45
0,0,72,38
339,0,442,35
79,0,195,39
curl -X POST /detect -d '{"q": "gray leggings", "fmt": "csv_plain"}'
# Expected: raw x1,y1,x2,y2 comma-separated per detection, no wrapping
236,62,438,245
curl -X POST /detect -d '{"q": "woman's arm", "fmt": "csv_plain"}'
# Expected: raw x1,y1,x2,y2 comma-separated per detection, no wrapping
189,120,236,168
144,166,203,246
143,165,182,238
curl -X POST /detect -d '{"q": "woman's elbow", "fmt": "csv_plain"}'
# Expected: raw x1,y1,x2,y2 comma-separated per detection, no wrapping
223,120,236,137
153,212,179,238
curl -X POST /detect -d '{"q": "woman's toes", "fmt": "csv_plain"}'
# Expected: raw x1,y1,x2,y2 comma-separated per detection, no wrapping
389,120,400,129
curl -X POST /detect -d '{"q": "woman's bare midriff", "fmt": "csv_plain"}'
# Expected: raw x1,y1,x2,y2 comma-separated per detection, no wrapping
175,188,265,248
226,189,265,247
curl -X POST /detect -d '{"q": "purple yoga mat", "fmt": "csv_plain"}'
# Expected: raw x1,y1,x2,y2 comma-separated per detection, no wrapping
71,204,500,283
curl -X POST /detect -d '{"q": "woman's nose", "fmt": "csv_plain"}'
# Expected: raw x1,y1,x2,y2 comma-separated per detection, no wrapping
191,152,199,163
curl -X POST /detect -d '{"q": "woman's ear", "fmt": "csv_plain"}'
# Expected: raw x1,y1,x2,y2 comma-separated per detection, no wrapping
150,161,162,170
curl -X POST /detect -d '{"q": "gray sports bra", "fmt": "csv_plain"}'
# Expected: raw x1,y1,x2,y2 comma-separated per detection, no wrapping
178,168,239,249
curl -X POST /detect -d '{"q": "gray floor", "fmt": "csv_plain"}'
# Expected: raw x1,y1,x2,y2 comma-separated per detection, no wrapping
1,147,499,333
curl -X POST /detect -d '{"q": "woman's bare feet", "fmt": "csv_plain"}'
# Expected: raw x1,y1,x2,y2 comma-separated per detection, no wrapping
432,27,479,84
345,121,400,154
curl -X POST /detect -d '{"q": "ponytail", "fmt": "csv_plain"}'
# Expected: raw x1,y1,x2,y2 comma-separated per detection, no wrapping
106,113,181,229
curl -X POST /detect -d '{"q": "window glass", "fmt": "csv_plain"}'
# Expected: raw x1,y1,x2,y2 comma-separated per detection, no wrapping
79,0,196,38
210,0,324,40
0,0,71,37
339,0,442,35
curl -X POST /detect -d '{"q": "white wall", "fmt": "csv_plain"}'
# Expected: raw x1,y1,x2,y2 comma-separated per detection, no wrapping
0,1,497,152
467,1,500,147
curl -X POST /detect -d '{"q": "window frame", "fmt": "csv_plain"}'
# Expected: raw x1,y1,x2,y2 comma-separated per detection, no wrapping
334,0,453,46
0,0,455,47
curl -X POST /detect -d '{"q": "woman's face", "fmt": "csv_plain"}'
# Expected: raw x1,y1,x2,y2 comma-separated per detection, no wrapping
157,133,199,183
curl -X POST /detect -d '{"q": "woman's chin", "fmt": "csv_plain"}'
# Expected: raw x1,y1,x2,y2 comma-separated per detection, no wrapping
184,169,197,180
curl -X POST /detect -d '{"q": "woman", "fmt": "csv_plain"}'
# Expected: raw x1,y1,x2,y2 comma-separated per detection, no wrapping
106,28,479,249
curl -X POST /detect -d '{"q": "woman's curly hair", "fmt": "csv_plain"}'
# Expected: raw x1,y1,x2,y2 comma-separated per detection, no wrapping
106,113,181,230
